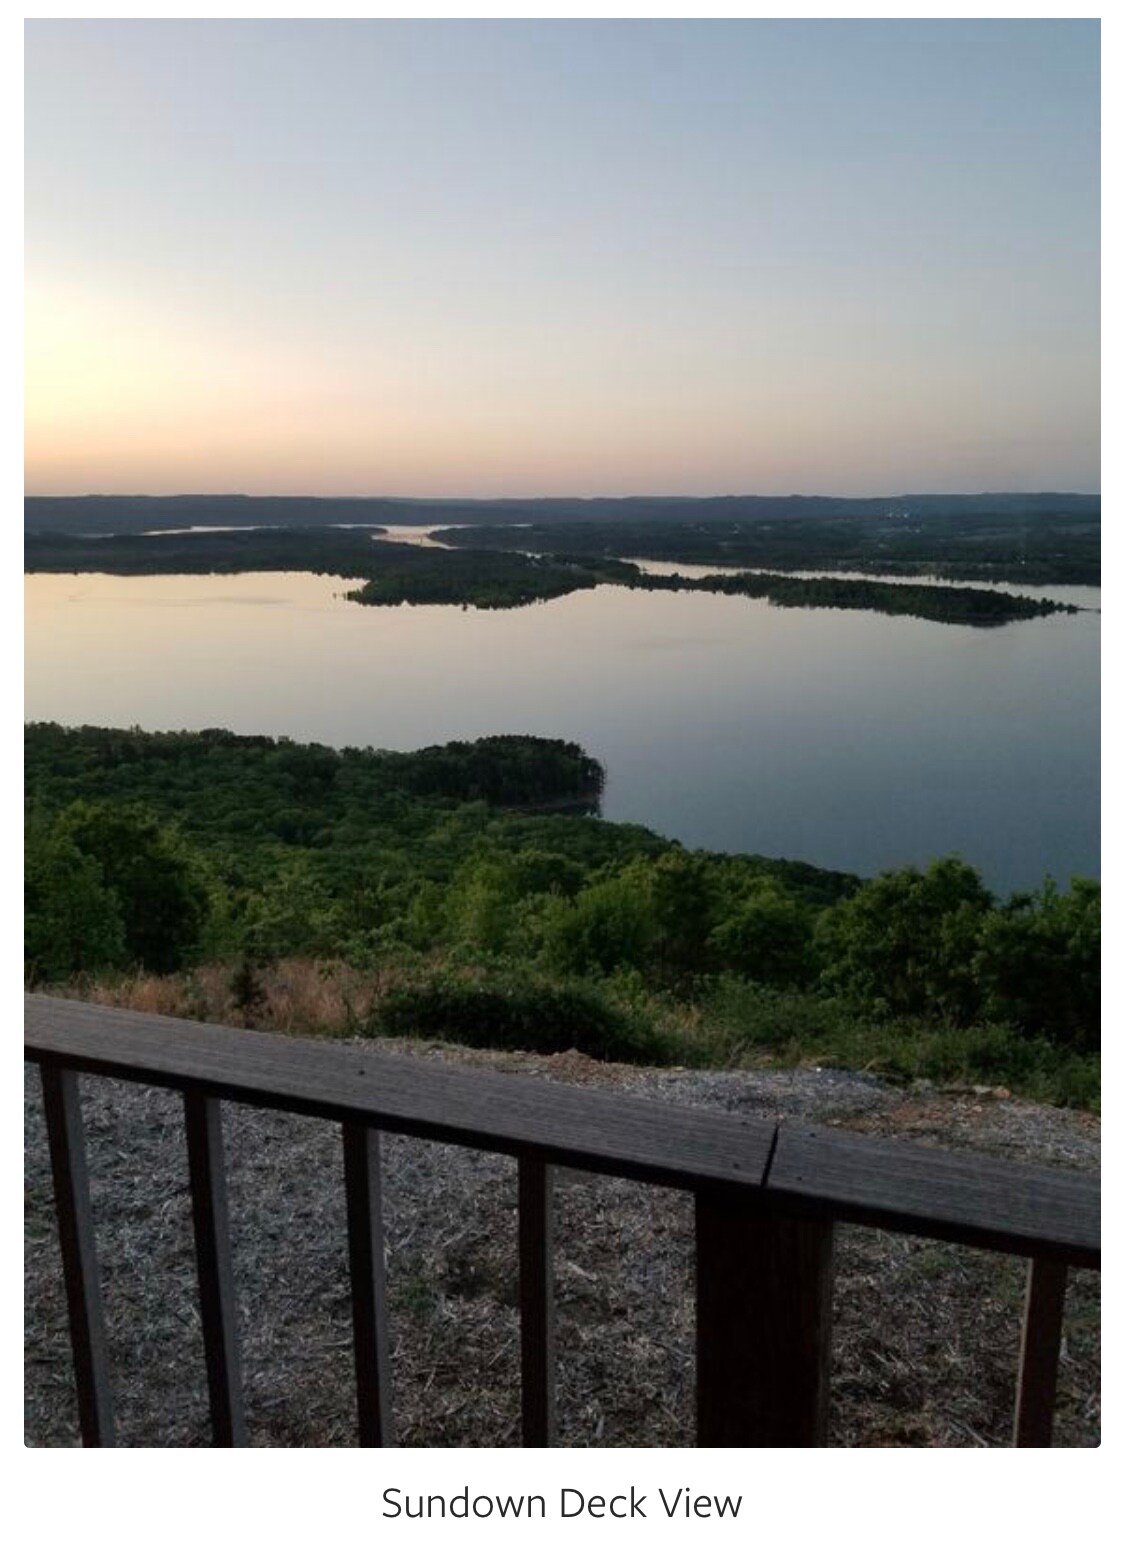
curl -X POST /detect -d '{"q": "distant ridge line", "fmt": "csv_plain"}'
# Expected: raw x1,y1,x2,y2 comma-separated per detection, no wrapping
24,491,1101,537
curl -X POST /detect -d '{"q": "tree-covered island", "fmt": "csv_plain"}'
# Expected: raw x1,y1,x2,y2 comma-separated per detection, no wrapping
24,525,1078,625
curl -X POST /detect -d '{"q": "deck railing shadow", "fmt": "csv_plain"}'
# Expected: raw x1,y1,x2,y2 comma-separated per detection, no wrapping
26,993,1100,1448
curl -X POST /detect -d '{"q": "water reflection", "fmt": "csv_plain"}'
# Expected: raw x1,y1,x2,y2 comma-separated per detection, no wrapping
624,558,1099,609
24,570,1099,894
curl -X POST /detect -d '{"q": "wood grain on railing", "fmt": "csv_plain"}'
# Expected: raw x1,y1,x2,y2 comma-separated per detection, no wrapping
183,1090,246,1446
1014,1258,1070,1447
766,1121,1099,1268
518,1155,555,1446
38,1064,116,1447
696,1192,834,1446
341,1122,394,1447
24,995,777,1194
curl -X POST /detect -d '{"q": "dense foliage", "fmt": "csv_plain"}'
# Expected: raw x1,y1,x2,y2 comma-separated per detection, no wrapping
345,551,599,608
24,724,1099,1100
25,801,208,977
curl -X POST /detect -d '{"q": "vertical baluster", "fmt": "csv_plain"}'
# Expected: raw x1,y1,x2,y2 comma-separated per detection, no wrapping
696,1194,834,1446
1014,1256,1068,1447
342,1122,393,1446
518,1155,555,1445
39,1064,116,1446
183,1090,246,1445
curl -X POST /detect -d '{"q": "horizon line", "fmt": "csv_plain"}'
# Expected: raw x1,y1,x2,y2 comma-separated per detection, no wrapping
24,488,1102,503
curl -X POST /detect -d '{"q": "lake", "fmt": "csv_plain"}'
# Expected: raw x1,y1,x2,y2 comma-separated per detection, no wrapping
24,570,1099,894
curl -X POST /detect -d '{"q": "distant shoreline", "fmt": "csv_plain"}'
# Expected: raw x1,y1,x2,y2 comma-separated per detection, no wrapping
24,489,1101,534
24,518,1089,627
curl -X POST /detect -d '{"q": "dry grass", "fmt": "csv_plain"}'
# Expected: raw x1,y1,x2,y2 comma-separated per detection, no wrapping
81,958,391,1035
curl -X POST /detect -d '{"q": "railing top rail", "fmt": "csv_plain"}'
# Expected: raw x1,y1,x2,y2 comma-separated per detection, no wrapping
767,1121,1099,1268
25,993,1100,1268
25,994,777,1192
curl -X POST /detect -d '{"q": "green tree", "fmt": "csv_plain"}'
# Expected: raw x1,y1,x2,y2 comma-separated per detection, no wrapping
25,817,128,981
445,858,520,955
237,860,345,960
58,801,210,973
645,851,717,978
709,877,815,986
975,877,1099,1050
542,870,658,976
816,857,993,1023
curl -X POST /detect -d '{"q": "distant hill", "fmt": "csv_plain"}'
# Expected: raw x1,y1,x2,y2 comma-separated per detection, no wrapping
23,491,1100,536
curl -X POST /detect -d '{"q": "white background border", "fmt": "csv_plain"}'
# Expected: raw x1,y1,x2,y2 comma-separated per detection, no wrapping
8,5,1111,1559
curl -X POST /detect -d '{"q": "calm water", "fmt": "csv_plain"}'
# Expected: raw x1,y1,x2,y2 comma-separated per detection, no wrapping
24,572,1099,893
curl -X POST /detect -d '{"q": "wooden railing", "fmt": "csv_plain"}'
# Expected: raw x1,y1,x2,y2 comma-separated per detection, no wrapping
25,993,1100,1448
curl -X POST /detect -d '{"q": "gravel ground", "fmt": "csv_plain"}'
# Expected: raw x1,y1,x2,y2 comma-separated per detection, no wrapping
25,1037,1100,1448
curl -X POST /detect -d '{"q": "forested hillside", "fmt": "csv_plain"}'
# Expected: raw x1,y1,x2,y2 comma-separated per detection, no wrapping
25,724,1099,1108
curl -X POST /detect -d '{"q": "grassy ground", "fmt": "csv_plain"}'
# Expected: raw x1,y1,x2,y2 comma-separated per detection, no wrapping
61,955,1099,1112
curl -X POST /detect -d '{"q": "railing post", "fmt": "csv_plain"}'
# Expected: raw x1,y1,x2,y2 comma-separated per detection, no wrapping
696,1194,833,1446
518,1155,555,1445
39,1064,116,1446
183,1090,246,1446
342,1122,394,1446
1014,1256,1068,1447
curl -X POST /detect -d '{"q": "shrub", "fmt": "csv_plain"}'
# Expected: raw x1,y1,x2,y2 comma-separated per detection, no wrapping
701,976,854,1057
371,971,670,1063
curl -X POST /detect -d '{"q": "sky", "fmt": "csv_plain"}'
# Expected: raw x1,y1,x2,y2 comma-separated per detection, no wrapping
24,18,1100,497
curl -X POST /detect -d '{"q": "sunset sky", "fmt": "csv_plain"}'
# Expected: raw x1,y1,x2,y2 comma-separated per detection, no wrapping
25,18,1100,497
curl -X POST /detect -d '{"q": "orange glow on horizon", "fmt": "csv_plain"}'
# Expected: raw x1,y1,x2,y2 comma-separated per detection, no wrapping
25,276,1099,498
